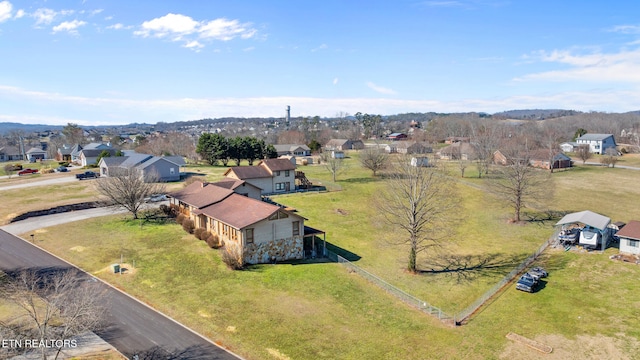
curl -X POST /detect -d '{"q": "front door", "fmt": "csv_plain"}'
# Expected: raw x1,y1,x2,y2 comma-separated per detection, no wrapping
285,182,290,191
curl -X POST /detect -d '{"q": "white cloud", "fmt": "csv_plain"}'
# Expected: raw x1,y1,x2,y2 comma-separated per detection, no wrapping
52,20,87,35
183,40,204,51
4,83,640,126
366,81,397,95
0,0,12,22
333,78,339,85
134,13,257,49
15,8,24,19
516,47,640,83
32,8,74,26
107,23,131,30
609,25,640,34
134,13,199,38
311,43,328,52
198,18,256,41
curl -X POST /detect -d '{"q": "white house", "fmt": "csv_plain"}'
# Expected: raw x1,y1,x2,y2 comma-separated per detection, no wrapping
560,142,578,153
616,220,640,255
575,134,617,155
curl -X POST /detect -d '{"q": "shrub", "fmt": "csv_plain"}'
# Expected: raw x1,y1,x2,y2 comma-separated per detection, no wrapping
182,219,195,234
221,246,243,270
205,233,222,248
193,227,206,240
175,213,185,225
184,177,205,187
58,161,70,167
40,168,55,174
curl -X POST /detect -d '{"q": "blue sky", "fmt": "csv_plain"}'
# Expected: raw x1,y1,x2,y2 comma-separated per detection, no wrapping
2,1,640,125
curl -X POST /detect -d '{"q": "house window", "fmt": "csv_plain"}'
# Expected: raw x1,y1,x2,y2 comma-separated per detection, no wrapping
285,170,290,177
629,240,639,248
275,171,281,176
246,228,254,244
292,221,300,236
275,182,285,191
170,167,175,175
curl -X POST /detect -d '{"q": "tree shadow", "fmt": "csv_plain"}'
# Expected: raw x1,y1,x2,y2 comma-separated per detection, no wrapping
417,253,529,283
523,209,571,226
341,177,382,184
122,344,235,360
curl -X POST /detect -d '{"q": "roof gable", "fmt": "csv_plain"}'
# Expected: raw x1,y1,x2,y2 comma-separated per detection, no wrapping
169,182,234,209
199,193,302,229
259,158,296,172
615,220,640,240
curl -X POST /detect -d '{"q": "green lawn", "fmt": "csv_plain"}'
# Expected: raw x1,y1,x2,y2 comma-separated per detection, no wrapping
10,153,640,359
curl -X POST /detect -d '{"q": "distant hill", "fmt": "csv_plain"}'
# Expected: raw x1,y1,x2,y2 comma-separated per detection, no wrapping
492,109,581,120
0,122,64,134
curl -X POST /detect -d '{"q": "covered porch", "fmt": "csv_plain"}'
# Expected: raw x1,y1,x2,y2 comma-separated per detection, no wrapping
303,226,326,259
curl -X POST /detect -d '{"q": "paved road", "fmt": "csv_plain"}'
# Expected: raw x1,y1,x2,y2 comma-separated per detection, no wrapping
0,230,242,360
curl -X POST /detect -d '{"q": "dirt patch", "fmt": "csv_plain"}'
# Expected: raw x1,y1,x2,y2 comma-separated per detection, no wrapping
610,253,640,265
335,208,349,216
71,246,87,252
500,333,639,359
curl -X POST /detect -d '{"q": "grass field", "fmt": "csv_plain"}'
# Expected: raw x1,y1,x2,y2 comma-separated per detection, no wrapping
8,155,640,359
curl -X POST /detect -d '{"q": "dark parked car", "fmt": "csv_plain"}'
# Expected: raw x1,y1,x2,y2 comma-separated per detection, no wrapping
18,168,39,176
55,166,69,172
515,273,537,293
76,171,99,180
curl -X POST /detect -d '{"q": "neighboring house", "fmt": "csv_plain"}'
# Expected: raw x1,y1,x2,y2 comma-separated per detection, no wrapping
224,158,297,194
57,145,73,162
25,147,47,161
69,144,84,163
444,136,470,144
79,143,116,166
560,142,579,153
394,141,432,154
575,134,617,155
529,150,572,170
99,152,184,182
438,142,476,160
0,146,24,162
616,220,640,256
325,139,364,151
411,157,430,167
273,144,311,157
169,181,324,265
388,133,408,141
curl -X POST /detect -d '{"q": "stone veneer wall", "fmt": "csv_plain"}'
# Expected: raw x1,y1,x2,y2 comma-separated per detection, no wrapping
242,237,303,264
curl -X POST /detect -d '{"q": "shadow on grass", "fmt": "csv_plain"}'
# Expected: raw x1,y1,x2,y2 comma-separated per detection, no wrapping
418,252,529,283
340,177,382,184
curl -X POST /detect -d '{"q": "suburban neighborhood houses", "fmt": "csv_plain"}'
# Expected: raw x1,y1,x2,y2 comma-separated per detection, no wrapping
2,110,640,360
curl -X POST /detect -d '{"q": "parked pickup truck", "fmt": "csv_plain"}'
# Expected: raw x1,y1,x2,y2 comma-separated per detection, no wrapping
76,171,99,180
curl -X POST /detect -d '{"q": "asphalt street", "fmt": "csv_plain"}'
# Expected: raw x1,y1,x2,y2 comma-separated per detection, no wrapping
0,229,242,360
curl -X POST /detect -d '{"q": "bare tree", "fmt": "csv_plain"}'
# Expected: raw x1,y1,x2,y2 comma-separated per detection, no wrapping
378,156,459,273
538,123,565,173
359,145,388,176
0,269,105,360
94,168,165,219
576,144,593,164
470,120,504,178
320,151,346,182
488,145,553,222
601,147,619,168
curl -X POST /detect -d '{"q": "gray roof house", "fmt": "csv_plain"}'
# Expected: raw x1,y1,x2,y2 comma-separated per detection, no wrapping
575,134,616,155
325,139,365,151
26,147,47,161
99,153,184,182
0,146,24,162
78,143,116,166
273,144,311,157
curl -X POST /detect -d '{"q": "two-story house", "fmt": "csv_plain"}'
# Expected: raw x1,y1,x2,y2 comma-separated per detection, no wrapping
223,158,296,194
575,134,617,155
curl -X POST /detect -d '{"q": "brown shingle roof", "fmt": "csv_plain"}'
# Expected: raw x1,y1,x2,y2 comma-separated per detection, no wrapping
169,181,233,209
224,165,271,179
259,158,296,172
615,220,640,241
199,193,283,229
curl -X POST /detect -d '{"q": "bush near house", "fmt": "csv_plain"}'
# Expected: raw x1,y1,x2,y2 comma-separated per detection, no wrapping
193,227,207,240
175,213,185,225
205,233,222,249
182,218,195,234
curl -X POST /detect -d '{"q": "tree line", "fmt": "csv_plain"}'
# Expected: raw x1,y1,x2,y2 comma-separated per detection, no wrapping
196,133,277,166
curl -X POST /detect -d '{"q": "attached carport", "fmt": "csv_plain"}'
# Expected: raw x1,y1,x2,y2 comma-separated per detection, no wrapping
555,210,612,251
